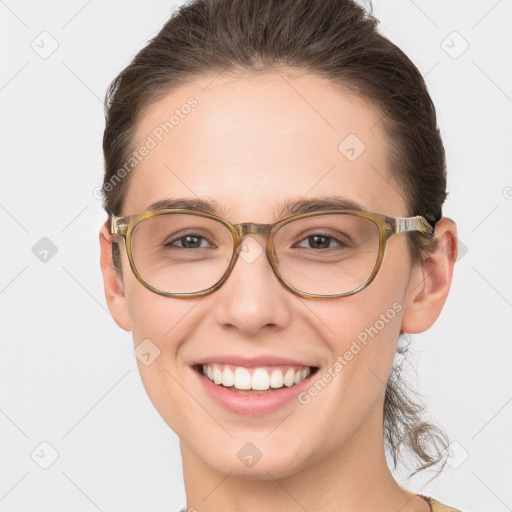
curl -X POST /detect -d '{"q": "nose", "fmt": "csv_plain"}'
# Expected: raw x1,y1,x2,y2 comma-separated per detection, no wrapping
212,234,293,337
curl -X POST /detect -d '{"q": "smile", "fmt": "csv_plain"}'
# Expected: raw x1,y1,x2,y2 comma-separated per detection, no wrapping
196,363,317,393
190,355,321,415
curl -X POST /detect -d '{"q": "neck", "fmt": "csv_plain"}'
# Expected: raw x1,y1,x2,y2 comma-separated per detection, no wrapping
179,398,429,512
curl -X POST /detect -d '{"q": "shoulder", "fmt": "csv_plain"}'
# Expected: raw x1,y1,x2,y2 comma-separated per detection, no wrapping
420,494,464,512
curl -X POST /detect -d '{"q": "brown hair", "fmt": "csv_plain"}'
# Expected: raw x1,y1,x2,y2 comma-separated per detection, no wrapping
102,0,449,477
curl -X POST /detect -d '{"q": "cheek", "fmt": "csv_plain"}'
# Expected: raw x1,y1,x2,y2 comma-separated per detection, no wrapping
311,293,404,393
124,282,196,368
304,258,410,402
123,263,199,343
311,259,408,358
125,288,204,437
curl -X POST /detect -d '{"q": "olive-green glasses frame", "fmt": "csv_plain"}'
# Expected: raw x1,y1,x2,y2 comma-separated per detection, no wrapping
109,209,435,299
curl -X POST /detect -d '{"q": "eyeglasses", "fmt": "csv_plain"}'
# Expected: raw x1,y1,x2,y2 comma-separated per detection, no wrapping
108,209,435,299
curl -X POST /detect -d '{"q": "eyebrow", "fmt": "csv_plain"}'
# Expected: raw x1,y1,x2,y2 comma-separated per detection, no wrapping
145,195,368,219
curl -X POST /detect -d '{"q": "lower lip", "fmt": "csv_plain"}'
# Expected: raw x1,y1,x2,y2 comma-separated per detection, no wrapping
193,366,317,416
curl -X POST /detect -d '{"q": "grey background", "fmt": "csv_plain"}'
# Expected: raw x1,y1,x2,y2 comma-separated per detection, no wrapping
0,0,511,510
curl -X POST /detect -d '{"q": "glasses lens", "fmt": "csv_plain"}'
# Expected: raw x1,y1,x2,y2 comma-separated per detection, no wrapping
273,214,380,295
131,214,233,294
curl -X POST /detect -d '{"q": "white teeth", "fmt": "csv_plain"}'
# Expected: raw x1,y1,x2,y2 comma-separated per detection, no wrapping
233,367,251,389
201,363,313,391
212,365,223,385
251,368,270,390
269,369,284,388
223,366,234,387
283,368,295,387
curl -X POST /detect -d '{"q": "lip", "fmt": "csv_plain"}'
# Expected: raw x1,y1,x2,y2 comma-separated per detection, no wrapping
191,362,319,416
190,354,316,368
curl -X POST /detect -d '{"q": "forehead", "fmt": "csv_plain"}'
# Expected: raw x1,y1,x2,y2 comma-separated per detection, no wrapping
124,71,407,221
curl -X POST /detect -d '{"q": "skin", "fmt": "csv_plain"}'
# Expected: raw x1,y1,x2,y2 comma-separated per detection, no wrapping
99,69,457,512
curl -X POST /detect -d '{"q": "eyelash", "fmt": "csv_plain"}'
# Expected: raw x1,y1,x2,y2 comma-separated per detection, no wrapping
294,232,347,250
166,231,347,250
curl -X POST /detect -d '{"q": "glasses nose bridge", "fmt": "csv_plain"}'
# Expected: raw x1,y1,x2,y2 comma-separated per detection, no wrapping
234,222,274,243
228,222,277,287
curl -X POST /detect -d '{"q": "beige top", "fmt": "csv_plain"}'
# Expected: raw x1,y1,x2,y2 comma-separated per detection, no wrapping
180,494,461,512
178,494,463,512
419,494,463,511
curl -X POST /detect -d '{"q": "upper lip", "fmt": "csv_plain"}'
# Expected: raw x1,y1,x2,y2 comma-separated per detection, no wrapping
190,355,319,368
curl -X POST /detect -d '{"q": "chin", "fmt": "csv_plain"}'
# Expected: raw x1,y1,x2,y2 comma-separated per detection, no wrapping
192,434,314,481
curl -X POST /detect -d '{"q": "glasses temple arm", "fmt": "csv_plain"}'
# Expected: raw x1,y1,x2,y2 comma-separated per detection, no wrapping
395,216,436,239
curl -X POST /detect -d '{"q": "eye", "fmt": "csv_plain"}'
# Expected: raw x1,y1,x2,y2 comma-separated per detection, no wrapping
166,233,213,249
295,232,348,250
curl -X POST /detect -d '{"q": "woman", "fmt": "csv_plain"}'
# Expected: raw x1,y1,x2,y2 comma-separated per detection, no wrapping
99,0,461,510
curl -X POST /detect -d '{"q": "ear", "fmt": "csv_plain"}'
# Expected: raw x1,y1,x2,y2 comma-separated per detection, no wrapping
401,217,458,334
99,221,131,331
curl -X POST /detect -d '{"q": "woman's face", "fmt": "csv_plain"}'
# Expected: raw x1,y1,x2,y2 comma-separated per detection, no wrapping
102,71,439,478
